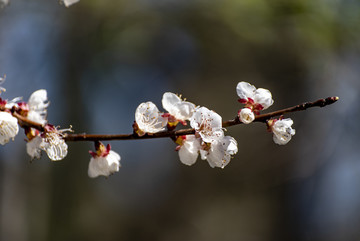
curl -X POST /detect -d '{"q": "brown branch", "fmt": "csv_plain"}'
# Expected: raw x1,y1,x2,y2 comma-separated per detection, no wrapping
12,111,45,132
9,96,339,142
223,96,339,127
64,128,196,142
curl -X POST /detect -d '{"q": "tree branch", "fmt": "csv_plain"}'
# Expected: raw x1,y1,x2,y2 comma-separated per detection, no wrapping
10,96,339,142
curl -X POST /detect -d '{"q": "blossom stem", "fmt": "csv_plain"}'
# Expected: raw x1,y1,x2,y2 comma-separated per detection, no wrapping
9,96,339,142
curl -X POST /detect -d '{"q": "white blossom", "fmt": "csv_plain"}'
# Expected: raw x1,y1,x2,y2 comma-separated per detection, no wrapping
61,0,79,7
203,136,238,168
238,108,255,124
38,126,69,161
236,81,257,100
27,89,49,125
26,135,43,159
190,106,224,143
236,81,274,124
135,101,167,134
271,118,296,145
236,81,274,109
0,111,19,145
177,135,238,169
162,92,196,122
254,88,274,110
178,135,201,166
88,150,121,178
40,132,68,161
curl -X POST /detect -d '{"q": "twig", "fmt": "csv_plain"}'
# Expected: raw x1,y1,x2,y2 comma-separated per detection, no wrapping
223,96,339,127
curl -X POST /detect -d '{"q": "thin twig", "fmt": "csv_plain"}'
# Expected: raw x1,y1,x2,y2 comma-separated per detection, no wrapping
10,96,339,142
223,96,339,127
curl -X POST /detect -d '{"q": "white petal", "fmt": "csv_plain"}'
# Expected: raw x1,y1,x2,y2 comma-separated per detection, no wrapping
190,106,223,143
27,111,47,125
135,102,167,133
178,135,200,166
26,136,43,159
254,88,274,109
206,141,225,168
174,102,196,121
40,132,68,161
61,0,79,7
43,141,68,161
28,89,49,124
28,89,49,111
0,112,19,145
107,150,121,171
239,108,255,124
199,149,207,160
236,81,256,100
222,136,238,155
272,118,296,145
205,136,238,168
162,92,182,114
162,92,196,121
88,150,121,178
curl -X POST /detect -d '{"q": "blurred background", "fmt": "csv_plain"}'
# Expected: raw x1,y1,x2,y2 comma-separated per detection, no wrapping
0,0,359,240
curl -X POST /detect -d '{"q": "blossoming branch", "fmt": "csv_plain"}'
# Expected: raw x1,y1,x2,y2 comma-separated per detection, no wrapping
0,78,338,178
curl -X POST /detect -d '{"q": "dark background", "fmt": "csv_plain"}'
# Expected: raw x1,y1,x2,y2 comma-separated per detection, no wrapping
0,0,359,240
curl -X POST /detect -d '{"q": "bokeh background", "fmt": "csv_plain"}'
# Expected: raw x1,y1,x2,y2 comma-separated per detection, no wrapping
0,0,359,240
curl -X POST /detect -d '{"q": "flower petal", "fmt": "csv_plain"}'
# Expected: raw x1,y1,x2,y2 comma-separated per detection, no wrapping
236,81,256,100
0,111,19,145
206,136,238,168
222,136,238,156
162,92,196,121
61,0,79,7
272,118,296,145
40,132,68,161
254,88,274,109
88,150,121,178
190,106,223,143
28,89,49,111
135,102,167,133
28,89,49,124
26,135,43,159
162,92,181,114
178,135,200,166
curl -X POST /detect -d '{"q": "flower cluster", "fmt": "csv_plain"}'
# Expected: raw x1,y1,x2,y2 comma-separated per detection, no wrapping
134,93,239,168
235,81,296,145
236,81,274,124
0,88,71,161
0,78,303,179
133,82,296,169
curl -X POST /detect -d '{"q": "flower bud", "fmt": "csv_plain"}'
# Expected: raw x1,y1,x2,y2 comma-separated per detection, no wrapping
238,108,255,124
